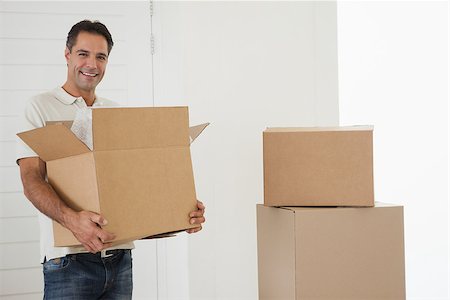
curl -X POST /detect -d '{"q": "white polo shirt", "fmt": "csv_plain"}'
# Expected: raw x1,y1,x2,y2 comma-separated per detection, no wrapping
17,87,134,262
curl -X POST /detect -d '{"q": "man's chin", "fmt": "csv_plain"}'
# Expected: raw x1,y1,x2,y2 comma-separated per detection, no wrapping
77,81,99,92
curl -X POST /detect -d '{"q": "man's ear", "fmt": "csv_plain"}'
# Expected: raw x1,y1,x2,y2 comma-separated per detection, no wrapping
64,47,70,63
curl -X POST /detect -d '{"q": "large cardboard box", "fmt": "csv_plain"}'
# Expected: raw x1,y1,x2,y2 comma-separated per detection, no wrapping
257,203,405,300
263,126,374,207
18,107,207,246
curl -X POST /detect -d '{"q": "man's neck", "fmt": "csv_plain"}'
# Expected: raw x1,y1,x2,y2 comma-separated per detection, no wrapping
62,83,96,106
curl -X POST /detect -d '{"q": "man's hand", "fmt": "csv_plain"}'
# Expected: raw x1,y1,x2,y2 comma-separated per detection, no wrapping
19,157,115,253
186,200,205,234
64,210,116,253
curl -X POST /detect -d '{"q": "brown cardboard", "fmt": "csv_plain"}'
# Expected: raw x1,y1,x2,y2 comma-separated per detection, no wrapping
189,123,210,143
46,120,210,145
257,203,406,300
263,126,374,207
18,107,207,247
18,125,90,161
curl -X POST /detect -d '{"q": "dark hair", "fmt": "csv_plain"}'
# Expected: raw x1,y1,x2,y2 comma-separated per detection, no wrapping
66,20,114,54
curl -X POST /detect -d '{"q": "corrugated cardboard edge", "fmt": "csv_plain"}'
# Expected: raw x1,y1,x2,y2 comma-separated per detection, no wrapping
265,125,374,132
280,201,398,212
103,228,192,247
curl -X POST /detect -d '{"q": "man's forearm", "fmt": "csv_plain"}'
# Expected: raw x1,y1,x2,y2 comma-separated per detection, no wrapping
21,171,75,228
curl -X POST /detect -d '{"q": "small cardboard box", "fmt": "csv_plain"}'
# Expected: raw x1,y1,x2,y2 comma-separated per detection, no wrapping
257,203,406,299
263,126,374,207
18,107,208,246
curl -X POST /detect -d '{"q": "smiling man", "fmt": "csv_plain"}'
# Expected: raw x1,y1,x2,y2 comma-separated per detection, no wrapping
17,20,205,299
64,30,109,105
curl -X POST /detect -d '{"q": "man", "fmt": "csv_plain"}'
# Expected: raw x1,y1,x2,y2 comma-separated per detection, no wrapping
17,20,205,299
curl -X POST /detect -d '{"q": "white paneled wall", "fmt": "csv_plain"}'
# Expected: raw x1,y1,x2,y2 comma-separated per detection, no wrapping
0,2,157,299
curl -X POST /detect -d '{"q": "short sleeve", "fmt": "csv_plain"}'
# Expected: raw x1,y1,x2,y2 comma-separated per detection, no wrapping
16,98,45,164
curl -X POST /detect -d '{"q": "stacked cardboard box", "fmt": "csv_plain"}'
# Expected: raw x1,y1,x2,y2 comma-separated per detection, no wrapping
257,126,406,299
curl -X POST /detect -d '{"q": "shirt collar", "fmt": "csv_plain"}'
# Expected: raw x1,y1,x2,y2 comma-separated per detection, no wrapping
52,87,100,106
52,87,78,105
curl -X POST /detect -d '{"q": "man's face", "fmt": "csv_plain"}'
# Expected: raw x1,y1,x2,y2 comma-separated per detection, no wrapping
65,31,109,93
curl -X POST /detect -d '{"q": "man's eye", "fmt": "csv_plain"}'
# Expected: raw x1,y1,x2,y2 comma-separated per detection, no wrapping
97,56,106,61
78,53,87,57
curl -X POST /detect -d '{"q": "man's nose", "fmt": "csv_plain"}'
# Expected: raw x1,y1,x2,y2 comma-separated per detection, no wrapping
85,56,97,68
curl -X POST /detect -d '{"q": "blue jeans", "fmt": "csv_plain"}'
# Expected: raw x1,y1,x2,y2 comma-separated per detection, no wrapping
43,249,132,299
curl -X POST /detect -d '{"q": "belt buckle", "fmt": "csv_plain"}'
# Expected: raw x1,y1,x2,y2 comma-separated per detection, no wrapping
101,249,113,258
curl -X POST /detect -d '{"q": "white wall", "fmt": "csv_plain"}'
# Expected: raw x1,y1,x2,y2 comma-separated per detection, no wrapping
0,2,158,299
4,1,445,300
152,2,339,299
1,2,341,299
337,2,449,299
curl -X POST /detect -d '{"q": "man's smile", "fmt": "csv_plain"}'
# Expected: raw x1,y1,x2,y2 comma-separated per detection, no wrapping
80,71,98,77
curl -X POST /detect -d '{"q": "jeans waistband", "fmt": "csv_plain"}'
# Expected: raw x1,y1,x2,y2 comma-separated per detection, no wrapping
69,249,130,260
99,249,127,258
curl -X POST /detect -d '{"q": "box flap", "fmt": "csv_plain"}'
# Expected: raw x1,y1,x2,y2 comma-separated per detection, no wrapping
92,107,190,151
48,153,100,246
189,123,209,144
17,124,91,162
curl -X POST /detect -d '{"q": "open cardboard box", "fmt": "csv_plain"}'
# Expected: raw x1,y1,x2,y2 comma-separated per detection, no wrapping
263,126,374,207
18,106,208,246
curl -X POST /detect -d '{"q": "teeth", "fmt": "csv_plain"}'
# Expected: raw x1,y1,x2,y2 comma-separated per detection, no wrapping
81,72,97,77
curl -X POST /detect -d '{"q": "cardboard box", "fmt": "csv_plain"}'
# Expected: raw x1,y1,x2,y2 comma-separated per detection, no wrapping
257,203,405,300
18,107,208,246
263,126,374,207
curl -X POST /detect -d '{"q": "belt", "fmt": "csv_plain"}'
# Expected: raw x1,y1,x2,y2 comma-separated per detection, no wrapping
45,249,128,263
100,249,126,258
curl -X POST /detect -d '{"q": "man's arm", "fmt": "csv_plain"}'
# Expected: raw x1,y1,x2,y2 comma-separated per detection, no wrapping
19,157,115,253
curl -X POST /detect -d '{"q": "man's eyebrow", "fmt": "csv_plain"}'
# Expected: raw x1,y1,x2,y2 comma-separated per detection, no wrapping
75,49,108,58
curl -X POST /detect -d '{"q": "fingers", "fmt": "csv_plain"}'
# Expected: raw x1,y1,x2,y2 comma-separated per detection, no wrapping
186,225,202,234
196,200,205,211
189,208,206,224
83,239,113,254
189,210,204,218
97,230,116,243
71,211,116,253
82,243,95,253
89,213,108,226
90,237,104,253
188,200,206,234
82,237,113,254
189,200,205,219
89,224,115,253
190,216,205,225
88,212,116,242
